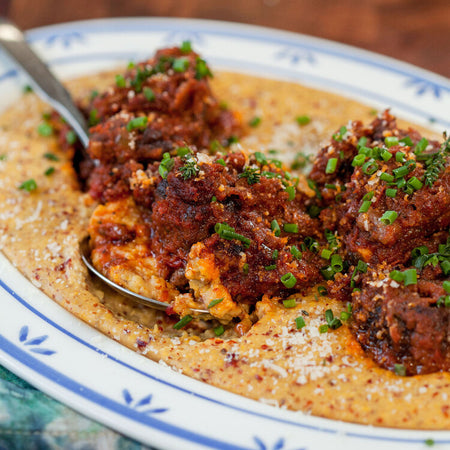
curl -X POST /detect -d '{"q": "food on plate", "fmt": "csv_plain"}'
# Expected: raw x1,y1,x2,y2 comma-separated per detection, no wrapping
0,42,449,429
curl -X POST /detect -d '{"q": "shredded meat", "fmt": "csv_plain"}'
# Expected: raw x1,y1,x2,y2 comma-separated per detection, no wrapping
352,268,448,375
310,110,450,375
82,46,242,203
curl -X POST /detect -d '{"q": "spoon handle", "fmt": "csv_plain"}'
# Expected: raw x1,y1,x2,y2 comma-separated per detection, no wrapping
0,18,90,147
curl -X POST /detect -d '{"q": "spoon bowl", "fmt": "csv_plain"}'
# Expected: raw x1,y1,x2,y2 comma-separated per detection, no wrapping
80,237,210,315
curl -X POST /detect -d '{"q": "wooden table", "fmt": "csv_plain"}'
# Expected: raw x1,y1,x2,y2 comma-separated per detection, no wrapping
1,0,449,77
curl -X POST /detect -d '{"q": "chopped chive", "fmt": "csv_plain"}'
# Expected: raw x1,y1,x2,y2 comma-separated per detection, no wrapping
295,316,306,329
180,40,192,53
271,219,281,237
283,223,298,233
249,116,261,127
216,158,226,166
215,223,251,248
399,136,413,146
362,159,378,175
359,200,371,213
380,172,394,182
285,185,295,201
321,249,332,260
407,176,423,190
386,188,397,198
143,87,155,101
265,264,277,271
380,149,393,161
37,123,53,137
214,325,225,336
389,270,405,283
89,108,100,126
414,137,428,155
283,298,297,308
393,165,409,179
44,152,59,161
126,116,148,132
325,158,338,174
211,196,217,202
356,260,368,273
443,280,450,293
281,272,297,289
208,298,224,308
319,324,329,333
65,130,77,146
23,84,33,93
424,438,435,447
380,210,398,225
173,315,193,330
159,152,174,179
320,266,335,280
352,154,366,167
317,285,327,296
242,263,249,274
176,146,191,157
115,74,126,87
330,254,343,272
411,245,429,258
19,179,37,192
254,152,268,165
403,268,417,286
385,136,399,148
172,57,189,72
195,58,212,79
290,245,302,260
296,115,311,125
357,136,368,148
363,191,375,201
324,309,342,330
394,364,406,376
0,154,6,161
441,261,450,276
44,167,55,176
395,151,405,162
227,136,239,146
272,249,279,260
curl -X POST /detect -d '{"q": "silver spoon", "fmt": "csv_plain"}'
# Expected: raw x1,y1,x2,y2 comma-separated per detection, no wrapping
80,238,209,315
0,18,209,316
0,18,90,147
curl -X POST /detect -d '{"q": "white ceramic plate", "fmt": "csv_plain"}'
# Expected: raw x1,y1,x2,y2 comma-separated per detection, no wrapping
0,18,449,450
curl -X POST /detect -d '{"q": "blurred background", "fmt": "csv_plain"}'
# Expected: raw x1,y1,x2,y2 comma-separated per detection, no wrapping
1,0,449,77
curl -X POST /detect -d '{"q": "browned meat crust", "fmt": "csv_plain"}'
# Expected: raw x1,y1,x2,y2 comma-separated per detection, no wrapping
309,110,450,375
90,149,325,305
310,110,449,266
83,46,242,203
352,267,448,375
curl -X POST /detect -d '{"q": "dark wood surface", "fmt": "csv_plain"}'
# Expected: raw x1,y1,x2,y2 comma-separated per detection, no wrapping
1,0,449,77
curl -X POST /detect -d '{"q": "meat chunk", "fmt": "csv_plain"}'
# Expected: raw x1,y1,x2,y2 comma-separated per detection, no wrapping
89,148,326,322
310,110,450,266
352,266,449,375
82,46,242,203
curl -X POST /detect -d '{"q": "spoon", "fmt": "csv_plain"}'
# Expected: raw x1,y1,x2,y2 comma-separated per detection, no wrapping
0,18,90,147
80,237,209,315
0,18,209,316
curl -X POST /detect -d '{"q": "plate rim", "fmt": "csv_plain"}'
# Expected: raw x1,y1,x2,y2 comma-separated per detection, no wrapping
0,16,448,449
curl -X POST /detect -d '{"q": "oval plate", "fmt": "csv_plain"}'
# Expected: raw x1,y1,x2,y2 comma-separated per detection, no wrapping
0,18,449,450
